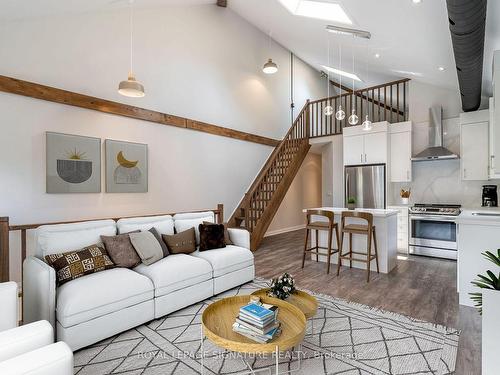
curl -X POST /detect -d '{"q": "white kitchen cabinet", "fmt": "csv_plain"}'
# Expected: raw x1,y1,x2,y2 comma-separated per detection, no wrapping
343,122,389,166
390,122,412,182
489,97,500,179
364,131,388,164
343,134,364,165
493,50,500,176
387,205,409,253
460,111,489,181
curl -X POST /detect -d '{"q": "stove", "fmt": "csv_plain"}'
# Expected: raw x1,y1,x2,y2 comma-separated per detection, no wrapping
408,203,461,260
409,203,461,216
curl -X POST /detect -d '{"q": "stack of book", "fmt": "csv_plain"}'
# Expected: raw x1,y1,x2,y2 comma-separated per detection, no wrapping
232,302,281,343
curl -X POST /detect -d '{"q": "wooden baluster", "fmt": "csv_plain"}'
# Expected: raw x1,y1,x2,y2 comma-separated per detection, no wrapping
390,85,393,123
0,217,9,282
371,89,374,122
397,83,400,122
403,82,407,121
378,88,381,122
384,86,387,121
306,102,310,139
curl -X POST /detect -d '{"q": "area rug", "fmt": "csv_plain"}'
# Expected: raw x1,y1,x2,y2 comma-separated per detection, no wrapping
74,279,459,375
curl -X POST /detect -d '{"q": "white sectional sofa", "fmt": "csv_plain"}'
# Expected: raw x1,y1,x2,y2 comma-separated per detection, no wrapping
23,210,254,351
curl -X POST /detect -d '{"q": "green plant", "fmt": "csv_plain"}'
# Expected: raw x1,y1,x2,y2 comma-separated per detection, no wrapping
267,273,296,300
347,197,356,204
469,249,500,314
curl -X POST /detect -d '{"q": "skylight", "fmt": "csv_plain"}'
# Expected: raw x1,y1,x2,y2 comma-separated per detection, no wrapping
279,0,353,24
321,65,362,82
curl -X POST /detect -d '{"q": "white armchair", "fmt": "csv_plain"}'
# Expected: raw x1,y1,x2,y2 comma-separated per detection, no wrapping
0,282,73,375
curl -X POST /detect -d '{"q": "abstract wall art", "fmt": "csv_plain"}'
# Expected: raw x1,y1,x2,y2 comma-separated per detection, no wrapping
105,139,148,193
46,132,101,193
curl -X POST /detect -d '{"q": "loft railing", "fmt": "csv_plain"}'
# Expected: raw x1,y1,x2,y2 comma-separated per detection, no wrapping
308,78,410,138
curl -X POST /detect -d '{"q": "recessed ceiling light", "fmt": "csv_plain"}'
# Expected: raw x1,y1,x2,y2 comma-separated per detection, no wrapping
374,53,380,58
412,0,422,3
279,0,353,24
321,65,362,82
326,25,371,39
438,66,446,71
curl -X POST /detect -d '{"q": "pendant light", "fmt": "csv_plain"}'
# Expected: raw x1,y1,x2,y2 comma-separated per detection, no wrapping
118,0,145,98
335,43,345,121
361,39,372,131
263,31,278,74
348,40,359,125
324,35,334,116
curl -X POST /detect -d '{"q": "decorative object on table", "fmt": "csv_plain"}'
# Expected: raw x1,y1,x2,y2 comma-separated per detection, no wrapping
46,132,101,193
347,197,356,210
400,188,411,205
267,272,295,300
469,249,500,314
105,139,148,193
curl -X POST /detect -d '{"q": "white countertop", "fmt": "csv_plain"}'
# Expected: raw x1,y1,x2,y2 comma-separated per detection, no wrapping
457,207,500,226
303,207,399,218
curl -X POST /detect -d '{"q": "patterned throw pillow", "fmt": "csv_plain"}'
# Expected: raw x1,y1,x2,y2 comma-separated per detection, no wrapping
45,244,115,286
199,223,226,251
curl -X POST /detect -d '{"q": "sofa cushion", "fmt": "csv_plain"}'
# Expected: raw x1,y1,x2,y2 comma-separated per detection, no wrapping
149,227,170,257
101,232,141,268
173,211,215,222
36,220,117,258
134,254,212,297
116,215,175,235
192,245,254,278
199,223,226,251
203,221,233,245
162,228,196,255
129,231,164,266
56,268,154,328
45,244,115,286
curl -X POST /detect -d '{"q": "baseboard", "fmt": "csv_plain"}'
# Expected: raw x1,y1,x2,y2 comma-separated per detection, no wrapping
264,224,305,237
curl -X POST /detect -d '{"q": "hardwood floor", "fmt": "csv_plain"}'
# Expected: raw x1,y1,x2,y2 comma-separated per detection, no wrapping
254,229,481,375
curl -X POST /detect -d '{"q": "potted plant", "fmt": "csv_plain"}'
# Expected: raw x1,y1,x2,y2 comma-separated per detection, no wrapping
470,249,500,374
347,197,356,210
400,188,411,205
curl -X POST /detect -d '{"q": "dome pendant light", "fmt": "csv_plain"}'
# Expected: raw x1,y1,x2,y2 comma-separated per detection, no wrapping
262,31,278,74
362,115,373,131
335,43,345,121
118,0,145,98
324,34,333,116
348,39,359,125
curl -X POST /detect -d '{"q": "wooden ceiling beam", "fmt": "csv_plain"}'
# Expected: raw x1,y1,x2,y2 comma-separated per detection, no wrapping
0,74,279,147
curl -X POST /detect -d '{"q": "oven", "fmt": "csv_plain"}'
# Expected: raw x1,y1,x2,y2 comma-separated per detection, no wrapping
408,214,458,260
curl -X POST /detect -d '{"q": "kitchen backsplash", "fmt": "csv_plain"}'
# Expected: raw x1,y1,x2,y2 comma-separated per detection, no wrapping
389,117,499,208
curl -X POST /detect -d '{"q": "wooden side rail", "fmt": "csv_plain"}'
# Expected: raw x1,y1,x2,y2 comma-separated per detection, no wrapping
0,204,224,282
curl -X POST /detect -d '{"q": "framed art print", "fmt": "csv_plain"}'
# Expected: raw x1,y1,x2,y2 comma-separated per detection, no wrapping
105,139,148,193
46,132,101,193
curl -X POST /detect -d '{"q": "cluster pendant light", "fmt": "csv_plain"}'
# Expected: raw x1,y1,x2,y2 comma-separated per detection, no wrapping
262,31,278,74
361,39,372,130
348,40,359,125
335,43,345,121
324,35,334,116
118,0,145,98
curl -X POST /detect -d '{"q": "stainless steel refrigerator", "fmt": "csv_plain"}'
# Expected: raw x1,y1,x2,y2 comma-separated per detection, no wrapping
344,164,386,208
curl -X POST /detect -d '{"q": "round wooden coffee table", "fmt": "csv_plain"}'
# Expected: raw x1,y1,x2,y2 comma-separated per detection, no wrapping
201,295,306,374
251,288,318,319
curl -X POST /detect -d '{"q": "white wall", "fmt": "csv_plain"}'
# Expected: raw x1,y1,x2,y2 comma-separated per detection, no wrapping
266,152,322,236
0,4,326,281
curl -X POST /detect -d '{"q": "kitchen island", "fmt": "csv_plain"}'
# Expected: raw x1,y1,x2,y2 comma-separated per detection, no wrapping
302,207,399,274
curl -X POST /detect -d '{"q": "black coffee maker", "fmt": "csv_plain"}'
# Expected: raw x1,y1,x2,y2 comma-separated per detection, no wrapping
482,185,498,207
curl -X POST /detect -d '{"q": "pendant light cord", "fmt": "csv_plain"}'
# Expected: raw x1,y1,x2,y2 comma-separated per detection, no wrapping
327,36,330,99
352,37,355,106
338,43,342,93
129,0,134,76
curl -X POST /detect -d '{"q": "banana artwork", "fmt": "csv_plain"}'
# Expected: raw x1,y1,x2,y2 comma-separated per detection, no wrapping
116,151,139,168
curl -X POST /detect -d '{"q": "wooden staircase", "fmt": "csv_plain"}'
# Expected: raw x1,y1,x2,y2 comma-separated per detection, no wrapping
229,78,410,251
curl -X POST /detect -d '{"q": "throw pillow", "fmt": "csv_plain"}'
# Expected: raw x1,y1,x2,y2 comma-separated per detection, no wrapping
162,228,196,254
45,244,115,286
203,221,233,245
101,231,141,268
199,223,226,251
174,216,213,245
148,227,170,257
129,231,164,266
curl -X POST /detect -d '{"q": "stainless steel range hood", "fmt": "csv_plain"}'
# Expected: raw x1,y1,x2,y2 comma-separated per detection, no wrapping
411,107,459,162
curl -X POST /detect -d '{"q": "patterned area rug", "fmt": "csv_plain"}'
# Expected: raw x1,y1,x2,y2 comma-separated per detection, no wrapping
74,279,459,374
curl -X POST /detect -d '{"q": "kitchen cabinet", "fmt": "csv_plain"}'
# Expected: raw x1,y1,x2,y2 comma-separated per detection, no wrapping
489,97,500,179
343,122,388,166
387,205,409,253
390,122,412,182
493,50,500,176
460,111,489,181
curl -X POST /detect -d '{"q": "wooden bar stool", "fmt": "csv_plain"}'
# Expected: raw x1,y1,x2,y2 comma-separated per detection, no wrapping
336,211,379,282
301,209,340,274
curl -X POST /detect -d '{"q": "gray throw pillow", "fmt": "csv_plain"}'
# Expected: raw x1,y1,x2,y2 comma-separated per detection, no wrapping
148,227,170,257
129,231,164,266
101,231,140,268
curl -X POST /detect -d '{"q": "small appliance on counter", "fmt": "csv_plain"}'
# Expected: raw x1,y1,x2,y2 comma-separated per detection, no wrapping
482,185,498,207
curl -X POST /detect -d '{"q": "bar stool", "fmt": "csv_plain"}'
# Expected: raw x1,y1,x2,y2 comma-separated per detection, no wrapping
336,211,379,282
302,209,340,274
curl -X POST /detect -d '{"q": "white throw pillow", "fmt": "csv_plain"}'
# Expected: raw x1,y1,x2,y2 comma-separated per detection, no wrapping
129,231,164,266
174,216,214,245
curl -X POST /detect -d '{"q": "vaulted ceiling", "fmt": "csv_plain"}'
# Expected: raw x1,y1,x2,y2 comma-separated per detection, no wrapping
1,0,499,96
